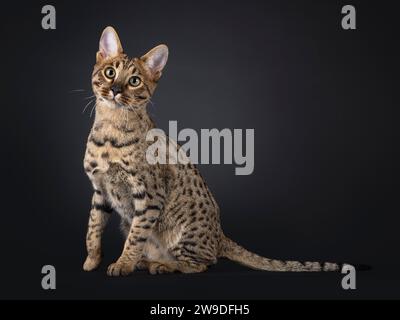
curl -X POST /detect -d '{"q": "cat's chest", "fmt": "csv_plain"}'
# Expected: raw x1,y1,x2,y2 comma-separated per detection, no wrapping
83,130,142,180
84,144,122,176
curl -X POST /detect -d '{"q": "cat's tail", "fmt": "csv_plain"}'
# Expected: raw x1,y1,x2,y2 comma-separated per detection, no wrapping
218,234,369,272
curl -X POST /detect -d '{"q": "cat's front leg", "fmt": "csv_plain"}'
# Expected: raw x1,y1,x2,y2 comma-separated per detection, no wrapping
107,195,161,276
83,191,112,271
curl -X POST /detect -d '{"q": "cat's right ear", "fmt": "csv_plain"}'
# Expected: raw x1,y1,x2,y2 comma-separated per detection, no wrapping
96,26,123,63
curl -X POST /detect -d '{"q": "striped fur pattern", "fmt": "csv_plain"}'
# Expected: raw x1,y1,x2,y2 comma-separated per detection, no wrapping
83,26,343,276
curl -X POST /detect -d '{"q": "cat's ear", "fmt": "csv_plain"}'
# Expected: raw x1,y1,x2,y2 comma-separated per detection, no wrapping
141,45,169,80
96,26,123,62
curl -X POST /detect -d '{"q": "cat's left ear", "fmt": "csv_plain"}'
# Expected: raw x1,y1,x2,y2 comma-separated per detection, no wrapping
141,44,169,81
97,26,123,63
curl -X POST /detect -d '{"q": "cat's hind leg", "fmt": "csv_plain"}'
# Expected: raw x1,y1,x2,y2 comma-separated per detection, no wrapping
146,244,210,274
145,231,214,274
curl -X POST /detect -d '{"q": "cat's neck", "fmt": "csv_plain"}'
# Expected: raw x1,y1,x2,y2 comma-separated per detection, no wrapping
93,99,155,135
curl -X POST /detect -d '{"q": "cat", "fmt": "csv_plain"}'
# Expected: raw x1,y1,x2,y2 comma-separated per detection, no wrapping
83,26,349,276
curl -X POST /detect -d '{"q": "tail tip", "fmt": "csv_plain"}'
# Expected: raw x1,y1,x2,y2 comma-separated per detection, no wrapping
354,264,372,272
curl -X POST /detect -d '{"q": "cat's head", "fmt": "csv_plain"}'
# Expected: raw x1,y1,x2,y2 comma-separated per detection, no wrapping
92,26,168,109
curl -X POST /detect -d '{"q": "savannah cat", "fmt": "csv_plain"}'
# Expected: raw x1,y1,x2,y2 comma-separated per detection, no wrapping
83,26,349,276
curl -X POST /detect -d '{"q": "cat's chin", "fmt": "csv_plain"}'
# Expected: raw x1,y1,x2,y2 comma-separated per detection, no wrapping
98,97,124,110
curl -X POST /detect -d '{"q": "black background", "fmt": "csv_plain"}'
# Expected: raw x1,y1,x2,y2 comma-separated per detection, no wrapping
1,0,399,299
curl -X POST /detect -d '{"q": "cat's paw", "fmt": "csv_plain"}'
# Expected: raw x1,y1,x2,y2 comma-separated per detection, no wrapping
148,262,173,275
107,261,134,276
135,260,149,271
83,255,101,271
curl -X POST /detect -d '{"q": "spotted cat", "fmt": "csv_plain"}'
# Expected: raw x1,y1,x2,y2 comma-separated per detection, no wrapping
83,26,348,276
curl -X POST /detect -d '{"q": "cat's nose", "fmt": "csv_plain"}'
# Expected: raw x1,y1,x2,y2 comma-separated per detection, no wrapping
111,84,122,96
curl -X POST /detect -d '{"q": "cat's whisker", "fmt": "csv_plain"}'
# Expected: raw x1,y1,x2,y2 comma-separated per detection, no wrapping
83,95,96,100
82,99,95,114
90,103,96,118
69,89,87,94
124,108,128,129
128,105,141,120
146,103,157,120
119,102,132,129
146,99,158,119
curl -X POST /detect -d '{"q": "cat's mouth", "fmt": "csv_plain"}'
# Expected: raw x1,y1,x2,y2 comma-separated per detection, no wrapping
111,96,124,107
99,95,126,109
97,92,140,110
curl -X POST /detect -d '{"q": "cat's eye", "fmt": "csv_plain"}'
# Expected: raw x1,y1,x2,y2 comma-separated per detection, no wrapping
129,76,141,87
104,67,116,79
